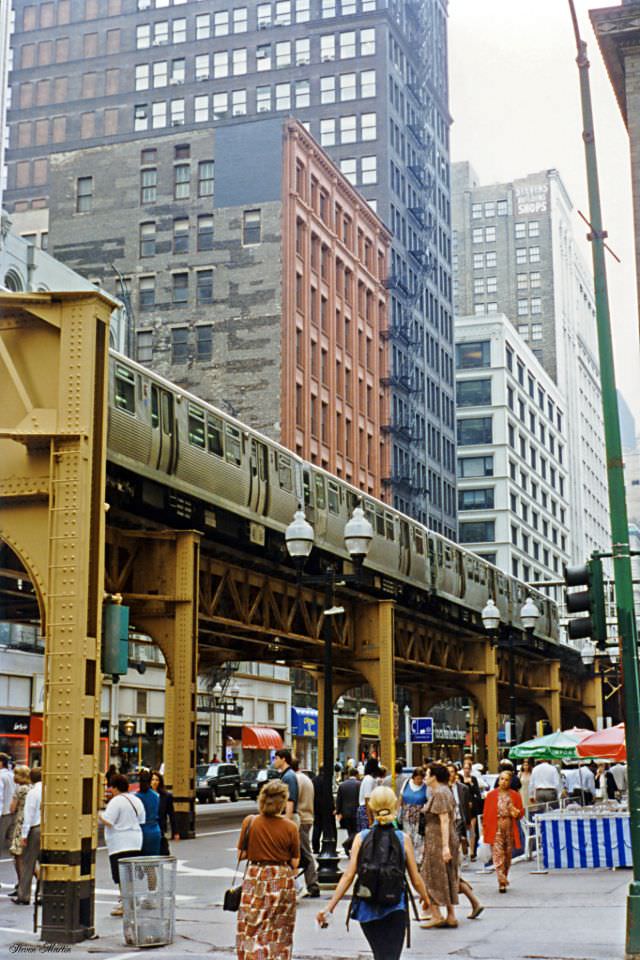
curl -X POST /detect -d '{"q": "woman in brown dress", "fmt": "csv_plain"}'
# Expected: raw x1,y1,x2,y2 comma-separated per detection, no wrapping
420,763,459,928
236,780,300,960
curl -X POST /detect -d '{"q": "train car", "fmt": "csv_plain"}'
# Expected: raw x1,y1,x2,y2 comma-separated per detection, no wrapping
106,351,559,645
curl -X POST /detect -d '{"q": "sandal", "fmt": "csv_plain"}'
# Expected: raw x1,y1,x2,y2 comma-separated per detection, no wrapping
420,918,446,929
468,904,485,919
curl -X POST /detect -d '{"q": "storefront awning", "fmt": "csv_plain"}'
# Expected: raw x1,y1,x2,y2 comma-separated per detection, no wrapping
242,726,284,750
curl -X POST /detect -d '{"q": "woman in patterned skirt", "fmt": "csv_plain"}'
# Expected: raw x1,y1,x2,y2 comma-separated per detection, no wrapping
236,780,300,959
420,762,461,928
482,770,524,892
8,766,31,896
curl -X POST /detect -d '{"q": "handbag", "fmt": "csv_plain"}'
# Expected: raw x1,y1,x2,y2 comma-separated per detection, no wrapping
223,816,253,912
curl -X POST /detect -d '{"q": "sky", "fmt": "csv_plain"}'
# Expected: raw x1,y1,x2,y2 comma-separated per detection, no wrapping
448,0,640,430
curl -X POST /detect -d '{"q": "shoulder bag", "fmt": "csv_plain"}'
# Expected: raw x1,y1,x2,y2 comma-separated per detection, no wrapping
223,816,254,912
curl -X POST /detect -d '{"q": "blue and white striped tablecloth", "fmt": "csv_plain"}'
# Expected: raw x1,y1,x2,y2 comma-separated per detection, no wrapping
538,813,631,869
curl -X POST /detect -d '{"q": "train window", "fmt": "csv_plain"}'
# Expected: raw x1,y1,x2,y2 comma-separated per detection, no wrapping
161,392,172,435
151,386,159,429
115,365,135,415
346,490,358,514
327,481,339,514
444,544,453,564
437,540,444,566
207,416,223,456
278,454,293,491
303,471,312,507
375,508,385,536
364,500,375,525
414,530,424,555
225,425,242,466
315,475,326,510
188,404,206,449
384,513,395,541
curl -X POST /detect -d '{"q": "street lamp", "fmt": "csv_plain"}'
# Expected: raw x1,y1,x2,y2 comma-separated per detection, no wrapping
212,681,241,762
481,597,540,749
403,704,412,768
581,641,620,728
285,503,373,885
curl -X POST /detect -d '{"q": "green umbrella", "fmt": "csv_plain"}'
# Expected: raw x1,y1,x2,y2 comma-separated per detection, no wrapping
508,730,581,760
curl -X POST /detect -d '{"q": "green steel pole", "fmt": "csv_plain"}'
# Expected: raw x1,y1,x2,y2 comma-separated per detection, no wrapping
569,9,640,954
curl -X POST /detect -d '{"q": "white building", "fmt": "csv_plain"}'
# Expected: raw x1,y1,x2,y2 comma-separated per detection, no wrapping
452,164,610,565
456,314,571,596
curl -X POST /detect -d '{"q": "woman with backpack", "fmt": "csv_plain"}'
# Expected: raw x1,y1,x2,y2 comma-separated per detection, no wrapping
316,786,430,960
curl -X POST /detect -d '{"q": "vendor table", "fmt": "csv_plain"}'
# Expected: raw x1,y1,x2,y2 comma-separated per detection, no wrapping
537,809,631,869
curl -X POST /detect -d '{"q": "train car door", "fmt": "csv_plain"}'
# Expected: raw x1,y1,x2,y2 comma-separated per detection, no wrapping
151,384,174,473
249,438,268,515
399,519,411,577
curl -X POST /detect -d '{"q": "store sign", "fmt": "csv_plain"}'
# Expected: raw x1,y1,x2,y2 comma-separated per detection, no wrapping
337,720,351,739
434,725,467,742
514,182,548,216
0,716,29,735
291,707,318,738
100,720,109,738
146,722,164,738
360,715,380,737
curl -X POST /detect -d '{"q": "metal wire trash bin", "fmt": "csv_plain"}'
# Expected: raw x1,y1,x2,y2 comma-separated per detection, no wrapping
118,856,177,947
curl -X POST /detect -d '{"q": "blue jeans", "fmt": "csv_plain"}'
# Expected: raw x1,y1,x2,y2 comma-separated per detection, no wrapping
360,909,406,960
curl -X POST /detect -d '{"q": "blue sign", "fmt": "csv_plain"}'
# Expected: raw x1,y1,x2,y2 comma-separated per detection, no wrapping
291,707,318,738
410,717,434,744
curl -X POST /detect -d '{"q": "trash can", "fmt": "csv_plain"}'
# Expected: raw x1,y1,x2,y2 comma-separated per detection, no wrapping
118,856,177,947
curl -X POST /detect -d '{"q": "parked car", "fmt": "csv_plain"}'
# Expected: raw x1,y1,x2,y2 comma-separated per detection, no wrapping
196,762,241,803
239,766,280,800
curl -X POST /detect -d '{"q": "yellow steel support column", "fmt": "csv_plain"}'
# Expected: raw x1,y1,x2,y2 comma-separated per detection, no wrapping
468,641,499,771
581,674,602,729
0,292,113,943
352,600,396,772
539,660,562,732
132,531,199,838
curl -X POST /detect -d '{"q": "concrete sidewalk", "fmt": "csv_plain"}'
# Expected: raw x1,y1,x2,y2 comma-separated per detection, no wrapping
0,859,628,960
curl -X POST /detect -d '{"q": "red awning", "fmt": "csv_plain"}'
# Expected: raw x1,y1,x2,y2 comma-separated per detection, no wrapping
242,726,284,750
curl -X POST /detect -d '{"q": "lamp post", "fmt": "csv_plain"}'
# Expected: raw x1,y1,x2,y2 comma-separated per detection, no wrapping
403,704,412,768
481,597,540,749
285,503,373,885
213,681,241,761
334,696,345,766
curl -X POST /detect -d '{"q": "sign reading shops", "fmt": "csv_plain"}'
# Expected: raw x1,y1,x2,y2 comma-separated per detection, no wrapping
291,706,318,738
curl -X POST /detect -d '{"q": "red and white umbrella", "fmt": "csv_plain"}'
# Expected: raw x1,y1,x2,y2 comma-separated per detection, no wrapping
562,727,596,743
576,723,626,762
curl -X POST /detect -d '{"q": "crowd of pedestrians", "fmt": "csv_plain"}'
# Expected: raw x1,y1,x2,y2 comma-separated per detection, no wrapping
232,749,628,959
0,755,42,906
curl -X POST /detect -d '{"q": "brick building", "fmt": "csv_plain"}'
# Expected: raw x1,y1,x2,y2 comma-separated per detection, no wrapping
6,0,455,532
49,117,391,496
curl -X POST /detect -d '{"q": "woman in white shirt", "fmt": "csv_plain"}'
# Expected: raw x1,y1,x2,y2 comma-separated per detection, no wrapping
357,758,381,830
99,773,145,916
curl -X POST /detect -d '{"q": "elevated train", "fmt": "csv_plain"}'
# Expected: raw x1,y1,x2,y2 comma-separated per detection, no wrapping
107,351,559,644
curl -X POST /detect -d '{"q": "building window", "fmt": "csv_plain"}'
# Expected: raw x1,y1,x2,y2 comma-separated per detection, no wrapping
196,325,213,361
173,218,188,253
456,378,491,407
459,520,495,543
295,79,310,107
529,246,540,263
213,92,228,118
275,82,291,110
360,69,376,97
296,37,310,64
174,163,190,199
361,112,376,140
214,10,229,35
457,455,493,478
340,30,356,58
196,270,213,304
139,221,155,257
198,161,214,196
170,98,185,126
196,12,210,39
242,209,261,245
232,89,247,116
320,76,336,103
172,273,188,305
173,18,186,43
320,118,335,146
195,54,209,80
340,158,356,185
76,176,93,213
151,101,166,128
140,166,156,203
257,85,271,112
214,51,229,78
456,341,490,369
171,327,188,363
340,72,356,100
234,7,248,32
457,417,492,445
197,214,213,251
139,276,155,310
340,115,356,143
361,156,377,184
233,48,247,75
361,27,376,55
458,488,495,510
135,64,149,91
137,330,153,363
194,95,209,123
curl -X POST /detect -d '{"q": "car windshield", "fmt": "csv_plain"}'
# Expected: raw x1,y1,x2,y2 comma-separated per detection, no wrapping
241,769,258,780
206,764,220,777
196,765,209,778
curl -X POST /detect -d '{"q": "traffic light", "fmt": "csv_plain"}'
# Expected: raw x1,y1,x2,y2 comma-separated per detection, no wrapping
563,555,607,643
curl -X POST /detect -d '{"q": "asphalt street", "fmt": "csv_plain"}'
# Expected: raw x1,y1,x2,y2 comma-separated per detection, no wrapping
0,801,628,960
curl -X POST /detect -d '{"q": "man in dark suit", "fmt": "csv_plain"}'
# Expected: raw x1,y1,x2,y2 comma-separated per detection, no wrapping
335,768,360,856
448,763,472,856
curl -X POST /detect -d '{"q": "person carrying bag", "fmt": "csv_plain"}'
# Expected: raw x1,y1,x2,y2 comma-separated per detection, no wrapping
234,781,300,960
316,786,430,960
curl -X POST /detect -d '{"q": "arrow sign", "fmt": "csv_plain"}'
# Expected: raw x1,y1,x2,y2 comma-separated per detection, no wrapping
410,716,434,744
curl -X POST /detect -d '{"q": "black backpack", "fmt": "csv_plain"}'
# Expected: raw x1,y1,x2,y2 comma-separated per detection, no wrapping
354,823,406,906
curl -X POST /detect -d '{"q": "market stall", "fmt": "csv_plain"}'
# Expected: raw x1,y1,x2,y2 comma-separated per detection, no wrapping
536,805,631,869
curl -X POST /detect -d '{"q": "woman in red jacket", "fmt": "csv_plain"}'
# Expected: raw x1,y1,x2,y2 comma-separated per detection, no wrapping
482,770,524,892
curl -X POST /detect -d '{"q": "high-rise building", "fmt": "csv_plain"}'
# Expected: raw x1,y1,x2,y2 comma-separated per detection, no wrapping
452,162,610,563
48,118,391,496
5,0,455,534
455,313,571,594
0,0,11,211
